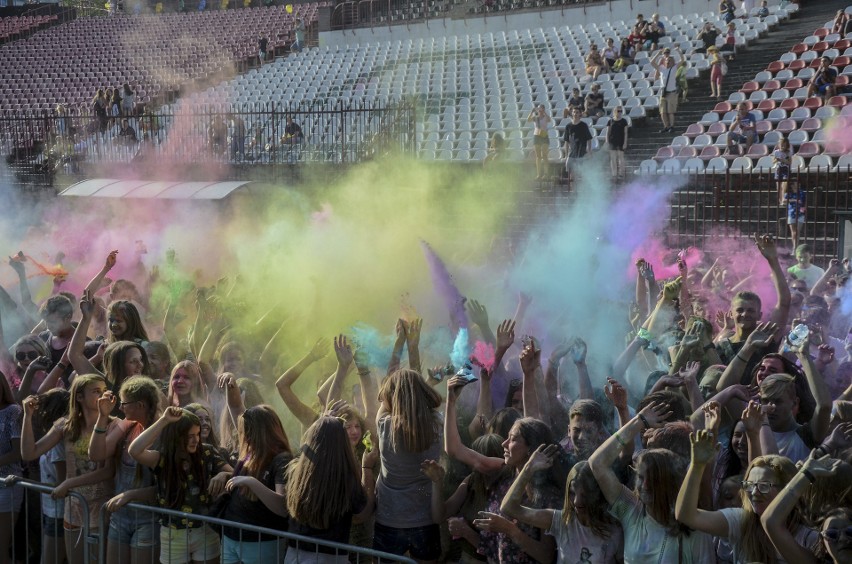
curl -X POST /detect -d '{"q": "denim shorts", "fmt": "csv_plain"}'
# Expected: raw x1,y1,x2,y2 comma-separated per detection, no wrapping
108,513,157,548
222,535,286,564
42,515,64,538
373,522,441,561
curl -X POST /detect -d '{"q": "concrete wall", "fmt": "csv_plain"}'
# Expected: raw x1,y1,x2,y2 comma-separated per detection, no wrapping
318,0,724,48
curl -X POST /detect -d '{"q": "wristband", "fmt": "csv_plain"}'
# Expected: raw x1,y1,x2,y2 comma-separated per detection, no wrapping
638,414,651,429
801,468,816,484
94,427,108,434
614,431,627,447
57,362,68,371
735,353,747,363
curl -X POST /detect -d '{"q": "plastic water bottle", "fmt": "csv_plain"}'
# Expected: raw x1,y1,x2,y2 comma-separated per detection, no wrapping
787,324,810,348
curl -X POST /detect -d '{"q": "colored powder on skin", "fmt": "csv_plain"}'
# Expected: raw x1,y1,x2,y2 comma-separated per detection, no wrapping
450,328,470,369
420,240,469,329
470,340,495,372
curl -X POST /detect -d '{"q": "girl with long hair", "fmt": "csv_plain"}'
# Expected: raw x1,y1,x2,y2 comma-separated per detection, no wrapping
588,398,714,561
284,416,374,564
444,375,562,563
501,451,624,563
106,300,149,344
421,434,513,563
373,369,443,562
30,388,70,564
677,430,818,563
167,361,209,408
89,376,163,564
218,376,263,459
185,403,219,450
21,374,116,564
128,406,233,564
762,454,849,564
0,367,22,564
220,394,293,564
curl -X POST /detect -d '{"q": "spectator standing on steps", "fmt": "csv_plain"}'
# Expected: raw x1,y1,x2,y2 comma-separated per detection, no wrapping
606,106,629,182
652,46,682,133
708,46,724,100
258,34,269,66
562,108,593,184
292,18,305,52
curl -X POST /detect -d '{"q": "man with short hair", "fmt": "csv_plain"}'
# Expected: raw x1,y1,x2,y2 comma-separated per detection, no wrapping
652,46,683,132
694,22,722,54
788,244,825,291
807,56,837,100
726,101,758,155
562,108,593,182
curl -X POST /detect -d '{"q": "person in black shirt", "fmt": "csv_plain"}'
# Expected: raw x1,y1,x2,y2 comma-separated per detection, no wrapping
564,88,584,118
118,119,138,146
258,34,269,66
807,56,837,101
562,109,593,182
693,21,721,54
282,116,303,145
606,106,629,182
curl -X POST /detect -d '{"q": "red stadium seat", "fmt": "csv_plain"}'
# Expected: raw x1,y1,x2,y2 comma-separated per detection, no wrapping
796,142,821,158
828,96,848,108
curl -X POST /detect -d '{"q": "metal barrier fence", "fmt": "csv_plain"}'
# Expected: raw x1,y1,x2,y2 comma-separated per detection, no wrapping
2,477,416,564
0,99,417,179
662,167,852,261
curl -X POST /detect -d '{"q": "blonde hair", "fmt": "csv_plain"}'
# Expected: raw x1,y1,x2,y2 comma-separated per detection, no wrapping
739,455,799,563
167,361,208,407
378,369,441,453
65,374,107,442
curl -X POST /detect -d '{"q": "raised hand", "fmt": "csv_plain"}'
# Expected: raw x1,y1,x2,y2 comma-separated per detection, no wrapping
679,360,701,384
79,289,97,319
524,444,558,473
638,401,673,428
741,400,769,433
97,391,117,418
420,459,446,483
496,319,516,351
690,429,719,465
519,339,541,376
334,334,354,367
22,395,39,417
753,233,778,260
677,252,688,277
822,422,852,454
406,318,422,348
744,322,779,350
801,454,843,478
466,299,490,330
308,337,330,363
662,277,682,301
446,375,473,401
324,399,348,418
8,252,25,274
569,337,587,364
703,401,722,434
604,378,628,411
816,344,836,365
550,339,572,362
104,250,119,271
162,406,184,424
715,310,733,334
394,319,408,342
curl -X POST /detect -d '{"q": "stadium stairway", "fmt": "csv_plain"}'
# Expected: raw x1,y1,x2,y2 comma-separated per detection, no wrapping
627,0,850,168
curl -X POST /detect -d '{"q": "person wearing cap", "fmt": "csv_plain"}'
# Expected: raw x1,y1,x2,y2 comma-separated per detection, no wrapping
807,56,837,101
652,46,683,132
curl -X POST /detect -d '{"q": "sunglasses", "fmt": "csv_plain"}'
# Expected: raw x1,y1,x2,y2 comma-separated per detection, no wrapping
119,400,140,407
741,480,777,494
15,351,40,362
822,526,852,542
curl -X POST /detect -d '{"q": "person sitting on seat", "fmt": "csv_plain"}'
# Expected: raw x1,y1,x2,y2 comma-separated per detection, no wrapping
726,102,758,156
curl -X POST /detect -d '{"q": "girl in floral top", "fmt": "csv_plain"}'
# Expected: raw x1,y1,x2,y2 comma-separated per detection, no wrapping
129,406,232,564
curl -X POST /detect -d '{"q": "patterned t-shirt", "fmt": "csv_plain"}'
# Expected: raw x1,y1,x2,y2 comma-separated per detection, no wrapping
154,444,227,529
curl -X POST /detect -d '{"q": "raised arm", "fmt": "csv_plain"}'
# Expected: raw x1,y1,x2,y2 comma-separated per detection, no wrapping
468,365,494,442
406,318,423,375
519,340,543,420
325,334,354,409
466,300,496,347
570,338,593,400
68,290,102,377
444,376,505,474
274,338,328,428
421,459,447,523
810,258,840,297
741,400,778,460
14,355,51,404
675,429,729,536
8,253,37,318
128,407,182,468
590,402,672,505
760,455,840,564
793,335,832,444
387,319,406,375
716,322,779,392
88,391,126,462
753,234,791,327
20,396,63,461
354,350,378,438
500,444,558,530
84,250,118,296
217,372,246,428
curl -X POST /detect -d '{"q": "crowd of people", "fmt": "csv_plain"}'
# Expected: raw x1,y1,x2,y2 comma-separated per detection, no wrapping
0,228,849,564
